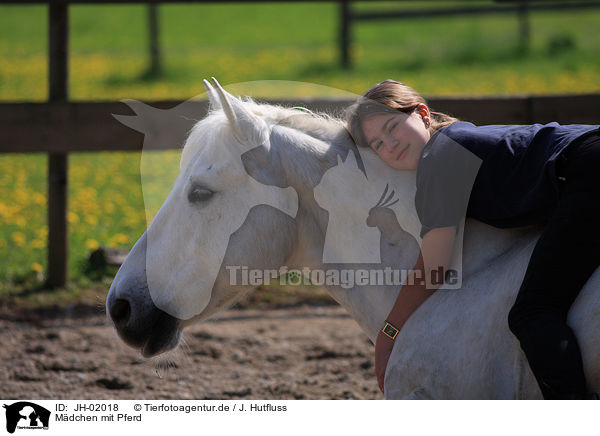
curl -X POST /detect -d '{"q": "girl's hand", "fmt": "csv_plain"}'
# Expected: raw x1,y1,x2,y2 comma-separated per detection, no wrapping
375,330,395,394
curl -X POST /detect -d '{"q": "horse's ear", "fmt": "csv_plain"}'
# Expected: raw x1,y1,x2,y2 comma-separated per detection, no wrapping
209,77,270,150
202,79,222,111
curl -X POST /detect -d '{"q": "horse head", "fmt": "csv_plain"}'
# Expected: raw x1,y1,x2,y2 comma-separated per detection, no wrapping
106,78,299,357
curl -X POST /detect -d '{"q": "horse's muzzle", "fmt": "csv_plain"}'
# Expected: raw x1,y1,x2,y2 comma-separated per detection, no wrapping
106,277,182,358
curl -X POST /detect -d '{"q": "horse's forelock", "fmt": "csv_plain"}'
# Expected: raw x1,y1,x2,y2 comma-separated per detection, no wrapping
179,112,233,171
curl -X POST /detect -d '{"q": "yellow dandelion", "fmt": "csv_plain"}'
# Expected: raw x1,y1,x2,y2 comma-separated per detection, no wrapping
84,215,98,226
67,211,79,224
32,192,46,206
32,239,45,249
86,239,100,251
110,233,129,245
14,188,28,204
11,231,26,247
31,262,43,273
36,227,48,239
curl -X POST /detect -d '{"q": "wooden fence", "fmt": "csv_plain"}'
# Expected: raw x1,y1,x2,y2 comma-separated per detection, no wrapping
0,0,599,288
3,94,600,154
340,0,600,68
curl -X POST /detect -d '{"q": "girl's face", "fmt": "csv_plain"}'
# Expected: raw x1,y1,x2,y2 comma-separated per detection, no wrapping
361,105,431,171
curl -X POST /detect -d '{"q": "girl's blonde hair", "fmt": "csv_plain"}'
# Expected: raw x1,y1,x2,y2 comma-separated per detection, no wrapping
344,79,459,148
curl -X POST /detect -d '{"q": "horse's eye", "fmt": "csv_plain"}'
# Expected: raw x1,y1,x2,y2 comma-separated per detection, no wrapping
188,186,214,204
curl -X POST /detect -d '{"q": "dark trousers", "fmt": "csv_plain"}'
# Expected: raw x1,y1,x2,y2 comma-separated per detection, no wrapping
507,131,600,399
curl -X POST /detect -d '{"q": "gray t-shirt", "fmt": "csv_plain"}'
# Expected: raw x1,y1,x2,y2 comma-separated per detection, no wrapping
415,129,482,238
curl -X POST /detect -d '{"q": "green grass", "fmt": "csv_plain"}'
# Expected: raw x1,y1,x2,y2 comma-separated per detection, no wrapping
1,2,599,101
0,1,599,297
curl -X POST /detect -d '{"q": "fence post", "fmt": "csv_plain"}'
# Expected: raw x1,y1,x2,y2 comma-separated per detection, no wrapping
339,0,351,69
147,4,161,77
518,1,530,53
47,3,69,288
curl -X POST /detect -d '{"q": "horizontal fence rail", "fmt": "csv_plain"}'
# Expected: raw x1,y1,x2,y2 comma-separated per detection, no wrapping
352,1,600,21
1,94,599,153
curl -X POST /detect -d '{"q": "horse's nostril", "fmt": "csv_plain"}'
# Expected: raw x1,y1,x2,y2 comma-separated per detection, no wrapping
110,298,131,326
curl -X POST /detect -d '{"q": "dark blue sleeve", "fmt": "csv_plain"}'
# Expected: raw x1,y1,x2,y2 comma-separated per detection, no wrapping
415,132,483,239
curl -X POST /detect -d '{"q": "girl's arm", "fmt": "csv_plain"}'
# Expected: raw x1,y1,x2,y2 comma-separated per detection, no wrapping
375,225,457,392
386,225,457,330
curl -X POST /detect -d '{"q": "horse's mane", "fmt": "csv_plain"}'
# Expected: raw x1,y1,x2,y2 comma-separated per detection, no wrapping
180,96,349,170
246,97,347,143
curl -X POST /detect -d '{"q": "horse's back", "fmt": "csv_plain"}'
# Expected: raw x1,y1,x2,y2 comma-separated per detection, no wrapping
385,219,600,399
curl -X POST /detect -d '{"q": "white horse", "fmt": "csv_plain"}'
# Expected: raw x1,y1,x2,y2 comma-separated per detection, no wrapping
106,77,600,399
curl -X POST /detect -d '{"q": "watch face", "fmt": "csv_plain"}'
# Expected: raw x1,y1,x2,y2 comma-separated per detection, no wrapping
383,324,398,339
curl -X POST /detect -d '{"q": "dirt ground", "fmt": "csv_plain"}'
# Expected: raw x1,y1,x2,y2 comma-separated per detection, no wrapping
0,302,383,400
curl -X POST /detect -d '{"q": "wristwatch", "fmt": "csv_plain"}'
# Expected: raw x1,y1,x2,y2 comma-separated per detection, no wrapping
381,320,400,340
